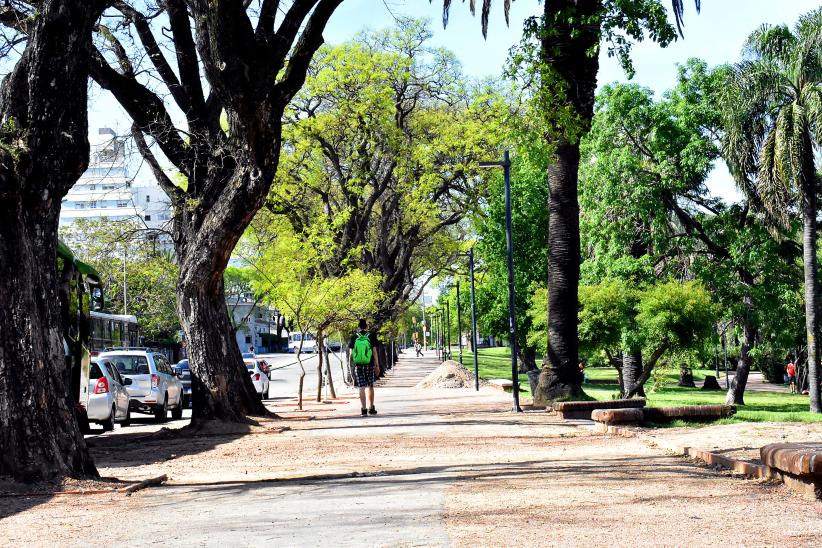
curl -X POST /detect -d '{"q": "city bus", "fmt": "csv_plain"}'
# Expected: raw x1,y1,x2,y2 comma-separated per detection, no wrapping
90,311,140,351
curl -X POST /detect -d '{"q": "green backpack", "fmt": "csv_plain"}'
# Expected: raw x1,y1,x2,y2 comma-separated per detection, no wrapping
352,332,373,365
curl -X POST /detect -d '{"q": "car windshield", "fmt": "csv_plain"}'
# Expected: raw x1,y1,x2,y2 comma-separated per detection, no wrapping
241,352,254,359
109,355,150,375
176,360,189,370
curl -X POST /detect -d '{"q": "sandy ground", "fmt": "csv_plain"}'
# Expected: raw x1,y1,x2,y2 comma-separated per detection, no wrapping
1,353,820,546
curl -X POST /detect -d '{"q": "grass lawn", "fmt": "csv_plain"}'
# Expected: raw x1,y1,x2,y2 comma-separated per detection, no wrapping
458,346,821,423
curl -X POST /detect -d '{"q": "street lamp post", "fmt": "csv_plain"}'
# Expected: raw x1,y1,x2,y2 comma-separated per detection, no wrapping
480,150,521,412
433,308,440,361
456,280,463,365
446,299,451,361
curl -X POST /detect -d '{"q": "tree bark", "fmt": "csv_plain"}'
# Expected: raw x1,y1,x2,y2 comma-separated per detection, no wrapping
533,0,601,406
0,0,105,482
316,331,324,402
518,347,539,373
622,348,645,398
324,342,337,399
726,273,756,405
177,258,267,423
802,181,821,413
626,342,668,398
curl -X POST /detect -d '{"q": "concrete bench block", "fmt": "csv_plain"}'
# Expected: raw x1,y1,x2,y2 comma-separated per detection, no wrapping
760,442,822,500
591,408,645,424
553,398,646,420
642,404,735,422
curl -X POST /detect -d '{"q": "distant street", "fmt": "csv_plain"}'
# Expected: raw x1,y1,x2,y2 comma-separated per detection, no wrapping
258,350,349,400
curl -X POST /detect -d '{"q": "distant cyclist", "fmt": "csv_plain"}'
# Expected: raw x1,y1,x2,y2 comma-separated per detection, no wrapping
349,319,380,416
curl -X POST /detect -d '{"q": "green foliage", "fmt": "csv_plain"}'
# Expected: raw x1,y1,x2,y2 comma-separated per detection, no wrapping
241,212,383,341
635,281,715,350
574,279,715,372
506,1,695,142
269,18,506,324
472,110,551,363
721,8,822,225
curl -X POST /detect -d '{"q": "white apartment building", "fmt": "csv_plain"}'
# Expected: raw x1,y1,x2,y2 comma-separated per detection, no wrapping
60,128,173,230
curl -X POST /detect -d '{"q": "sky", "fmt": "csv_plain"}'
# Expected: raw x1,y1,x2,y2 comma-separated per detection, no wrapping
89,0,822,204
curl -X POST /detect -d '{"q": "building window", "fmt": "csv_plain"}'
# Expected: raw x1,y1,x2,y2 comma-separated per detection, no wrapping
76,203,85,209
89,201,97,209
116,201,128,208
145,195,150,203
144,215,152,221
245,336,252,344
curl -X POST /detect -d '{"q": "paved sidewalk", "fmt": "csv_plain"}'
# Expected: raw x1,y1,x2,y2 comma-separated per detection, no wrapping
1,351,821,546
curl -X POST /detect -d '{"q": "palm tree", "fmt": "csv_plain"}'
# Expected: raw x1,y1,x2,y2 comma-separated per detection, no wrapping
441,0,700,404
721,11,822,413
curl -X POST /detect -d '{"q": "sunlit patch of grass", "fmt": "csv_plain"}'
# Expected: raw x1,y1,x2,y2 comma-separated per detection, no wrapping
464,347,822,423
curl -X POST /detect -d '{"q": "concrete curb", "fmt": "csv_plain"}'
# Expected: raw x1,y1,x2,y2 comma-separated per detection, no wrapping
597,423,779,481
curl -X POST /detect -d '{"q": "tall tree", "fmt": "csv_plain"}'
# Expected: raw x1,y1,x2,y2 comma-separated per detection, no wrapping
269,19,503,328
0,0,107,481
444,0,700,405
89,0,344,424
721,11,822,412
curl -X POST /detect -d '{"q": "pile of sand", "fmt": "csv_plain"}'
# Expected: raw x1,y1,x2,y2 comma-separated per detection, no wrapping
416,360,479,389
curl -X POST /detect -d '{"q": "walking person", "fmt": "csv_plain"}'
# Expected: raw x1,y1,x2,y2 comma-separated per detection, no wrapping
787,361,797,394
415,341,423,357
349,319,380,416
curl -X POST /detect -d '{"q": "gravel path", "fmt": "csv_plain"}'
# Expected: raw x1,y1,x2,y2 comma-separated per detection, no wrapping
1,351,820,546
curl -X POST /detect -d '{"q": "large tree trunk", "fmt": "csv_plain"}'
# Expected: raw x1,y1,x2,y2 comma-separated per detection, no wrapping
533,0,601,406
726,273,756,405
177,247,268,423
518,347,539,373
622,348,645,398
0,0,104,482
802,185,821,413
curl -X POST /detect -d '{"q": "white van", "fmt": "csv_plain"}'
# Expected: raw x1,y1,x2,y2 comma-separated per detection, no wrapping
288,332,316,353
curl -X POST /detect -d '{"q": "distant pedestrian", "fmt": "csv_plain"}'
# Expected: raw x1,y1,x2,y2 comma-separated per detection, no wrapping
787,361,797,394
415,342,423,357
349,319,380,416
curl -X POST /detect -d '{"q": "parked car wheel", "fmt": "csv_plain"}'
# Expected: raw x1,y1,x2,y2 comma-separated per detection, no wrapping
154,396,168,423
171,399,183,420
101,406,115,432
121,407,131,427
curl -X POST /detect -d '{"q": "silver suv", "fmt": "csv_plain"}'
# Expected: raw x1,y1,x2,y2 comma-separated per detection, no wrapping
101,349,184,422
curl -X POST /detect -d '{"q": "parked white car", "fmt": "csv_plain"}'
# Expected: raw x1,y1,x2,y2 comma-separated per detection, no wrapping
244,359,270,399
84,358,131,431
102,350,185,422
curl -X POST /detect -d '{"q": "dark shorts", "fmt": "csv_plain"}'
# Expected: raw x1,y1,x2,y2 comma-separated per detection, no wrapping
353,363,375,388
789,375,796,383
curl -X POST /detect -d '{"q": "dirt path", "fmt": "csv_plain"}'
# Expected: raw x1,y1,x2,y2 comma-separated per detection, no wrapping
1,352,820,546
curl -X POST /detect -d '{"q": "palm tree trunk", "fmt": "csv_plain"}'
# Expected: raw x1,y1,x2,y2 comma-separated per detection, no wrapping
803,186,821,413
532,0,601,406
726,272,755,405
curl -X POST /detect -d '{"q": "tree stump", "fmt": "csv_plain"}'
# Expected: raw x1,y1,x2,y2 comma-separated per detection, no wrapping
678,369,696,387
702,375,722,390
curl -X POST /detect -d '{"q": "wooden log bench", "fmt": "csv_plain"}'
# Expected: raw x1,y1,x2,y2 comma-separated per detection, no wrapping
760,442,822,500
552,398,646,420
591,404,736,425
